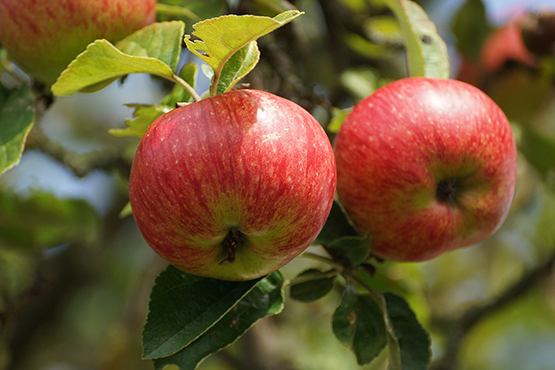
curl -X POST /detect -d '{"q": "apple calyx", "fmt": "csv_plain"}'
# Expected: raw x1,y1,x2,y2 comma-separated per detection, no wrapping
435,178,461,205
219,227,245,265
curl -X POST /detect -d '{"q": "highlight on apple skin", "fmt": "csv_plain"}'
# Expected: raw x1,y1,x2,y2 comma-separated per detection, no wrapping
334,77,518,262
0,0,157,85
129,89,337,281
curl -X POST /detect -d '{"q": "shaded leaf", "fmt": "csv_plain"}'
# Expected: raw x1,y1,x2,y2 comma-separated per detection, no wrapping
384,292,431,370
154,272,284,370
109,104,172,138
519,124,555,186
451,0,493,60
0,190,100,249
332,285,387,365
326,234,372,267
314,201,358,246
142,266,265,359
0,84,35,176
290,268,336,302
382,0,450,78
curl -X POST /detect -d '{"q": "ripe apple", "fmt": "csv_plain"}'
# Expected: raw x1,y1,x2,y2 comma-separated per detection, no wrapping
334,77,517,262
129,89,337,281
0,0,157,85
480,20,537,73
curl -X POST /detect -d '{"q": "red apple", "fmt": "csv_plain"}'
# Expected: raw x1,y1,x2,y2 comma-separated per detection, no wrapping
0,0,157,85
480,20,537,73
334,77,517,262
129,90,337,281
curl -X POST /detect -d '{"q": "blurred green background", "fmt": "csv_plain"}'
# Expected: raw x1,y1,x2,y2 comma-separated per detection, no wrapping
1,0,555,369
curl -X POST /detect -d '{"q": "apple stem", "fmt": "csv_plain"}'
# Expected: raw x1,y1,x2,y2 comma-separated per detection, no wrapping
298,251,344,271
172,73,202,102
219,227,244,265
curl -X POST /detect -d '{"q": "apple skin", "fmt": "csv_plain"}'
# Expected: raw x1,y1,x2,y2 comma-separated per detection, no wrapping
0,0,157,85
334,77,517,262
129,90,337,281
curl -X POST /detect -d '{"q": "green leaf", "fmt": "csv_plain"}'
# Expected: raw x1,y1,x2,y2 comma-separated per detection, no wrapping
364,15,404,46
184,10,303,95
116,21,185,72
142,266,267,360
216,41,260,95
290,268,336,302
384,292,431,370
345,33,398,59
519,125,555,184
0,190,100,249
51,21,186,96
382,0,450,78
314,201,358,246
326,234,372,267
332,285,387,365
153,271,284,370
327,107,352,134
161,63,198,106
109,104,172,138
451,0,493,60
0,84,35,176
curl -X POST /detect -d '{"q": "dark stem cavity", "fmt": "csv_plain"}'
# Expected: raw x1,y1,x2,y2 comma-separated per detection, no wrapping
219,227,245,265
436,178,460,205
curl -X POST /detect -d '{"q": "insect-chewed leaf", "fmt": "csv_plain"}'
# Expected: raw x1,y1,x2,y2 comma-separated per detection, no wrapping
290,269,336,302
382,0,450,78
384,292,431,370
0,84,35,176
332,286,387,365
109,104,172,138
184,10,302,94
153,271,284,370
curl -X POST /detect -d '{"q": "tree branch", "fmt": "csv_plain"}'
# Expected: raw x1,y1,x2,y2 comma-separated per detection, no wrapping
430,248,555,370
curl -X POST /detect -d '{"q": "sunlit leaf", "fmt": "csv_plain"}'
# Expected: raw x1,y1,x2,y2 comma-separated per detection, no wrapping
142,266,265,359
161,63,199,106
116,21,185,72
381,0,450,78
216,41,260,95
154,272,284,370
109,104,172,138
52,22,185,95
327,107,352,134
184,10,302,94
0,84,34,176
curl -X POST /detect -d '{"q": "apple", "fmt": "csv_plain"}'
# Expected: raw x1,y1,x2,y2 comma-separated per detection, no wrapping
480,20,537,73
334,77,517,262
0,0,157,85
129,89,337,281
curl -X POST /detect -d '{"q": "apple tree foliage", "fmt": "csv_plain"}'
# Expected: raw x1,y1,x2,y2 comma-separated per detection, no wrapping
1,1,555,370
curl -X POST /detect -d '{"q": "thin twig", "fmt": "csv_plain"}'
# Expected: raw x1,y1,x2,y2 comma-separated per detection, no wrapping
430,248,555,370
